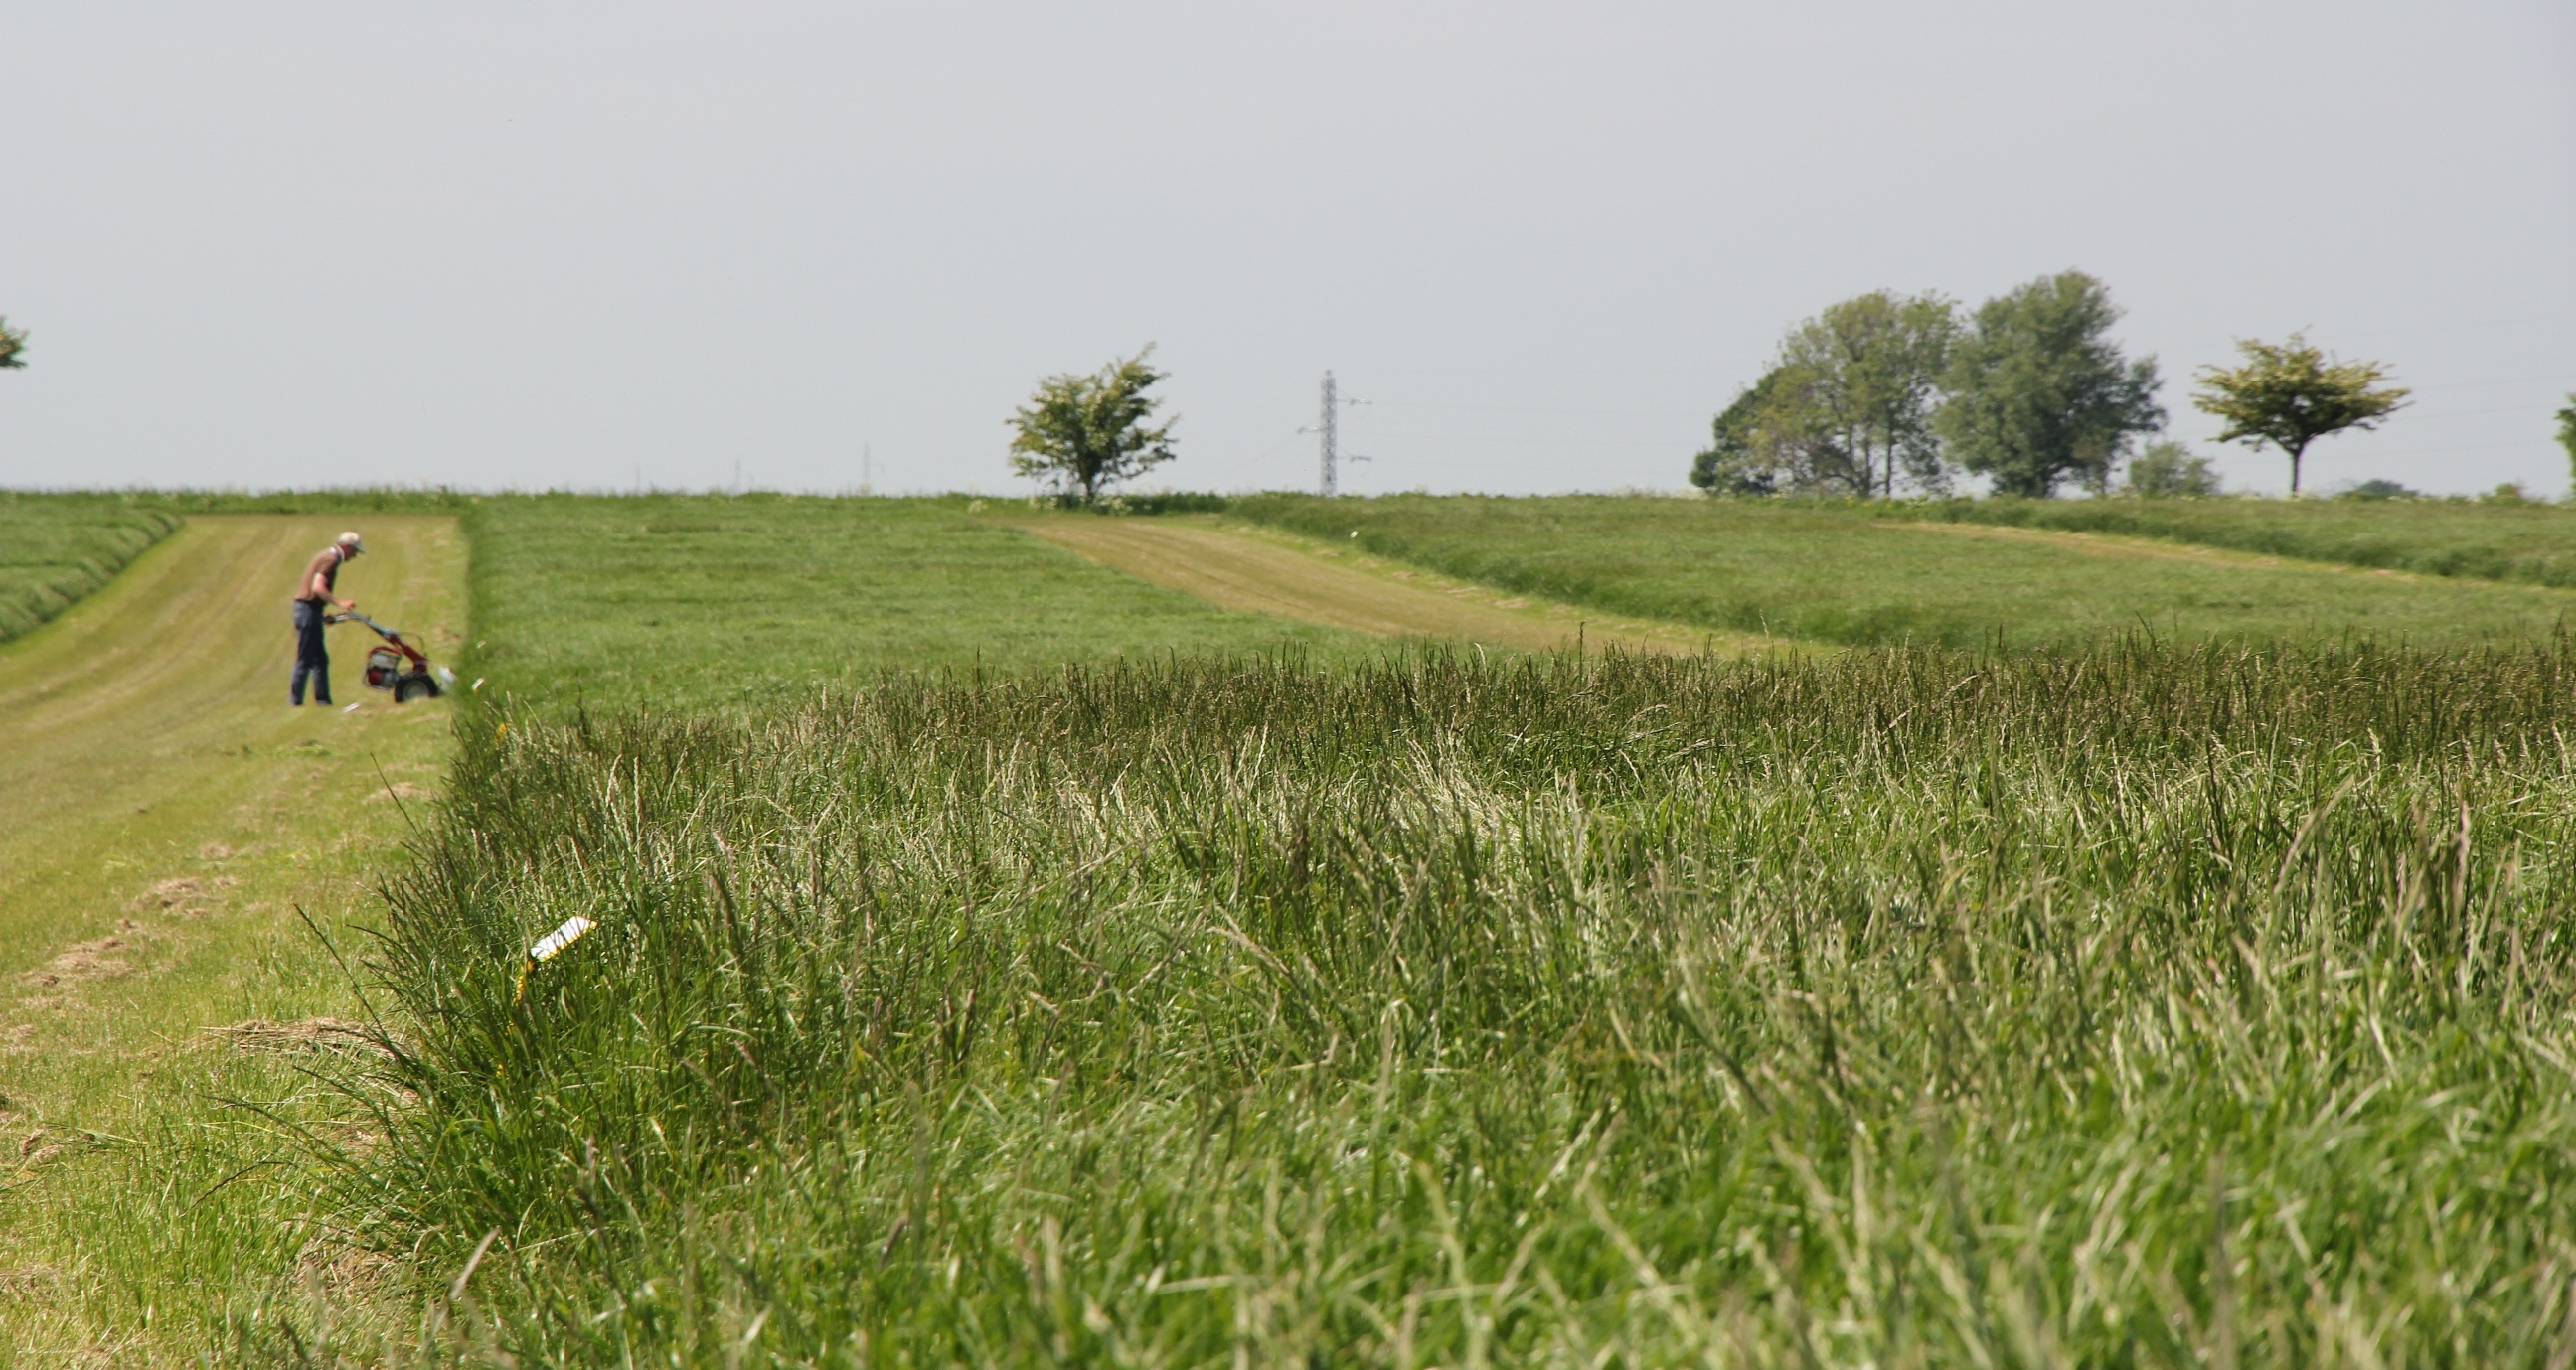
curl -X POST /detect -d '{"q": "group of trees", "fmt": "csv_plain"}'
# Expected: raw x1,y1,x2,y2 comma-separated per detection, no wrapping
1695,291,1962,499
1691,273,2163,499
1693,272,2410,500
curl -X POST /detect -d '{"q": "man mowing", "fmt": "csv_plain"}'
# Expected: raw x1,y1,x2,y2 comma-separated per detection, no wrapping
290,531,365,705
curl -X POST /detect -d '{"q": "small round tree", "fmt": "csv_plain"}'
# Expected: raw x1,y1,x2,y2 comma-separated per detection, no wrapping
1007,347,1177,504
2192,335,2408,495
0,316,26,371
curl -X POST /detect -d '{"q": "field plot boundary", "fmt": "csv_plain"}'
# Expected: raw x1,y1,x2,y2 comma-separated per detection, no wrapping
1005,513,1791,656
1892,498,2576,591
1904,517,2576,594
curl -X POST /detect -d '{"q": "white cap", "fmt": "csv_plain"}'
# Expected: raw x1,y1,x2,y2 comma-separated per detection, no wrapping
336,531,365,555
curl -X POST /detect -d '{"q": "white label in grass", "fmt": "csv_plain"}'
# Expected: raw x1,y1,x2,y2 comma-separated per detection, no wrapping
529,916,595,964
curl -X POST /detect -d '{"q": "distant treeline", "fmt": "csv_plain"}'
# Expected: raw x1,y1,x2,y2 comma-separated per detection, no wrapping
1690,270,2419,501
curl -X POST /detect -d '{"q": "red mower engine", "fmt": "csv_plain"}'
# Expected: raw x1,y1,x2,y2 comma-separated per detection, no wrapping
363,645,409,691
328,611,456,703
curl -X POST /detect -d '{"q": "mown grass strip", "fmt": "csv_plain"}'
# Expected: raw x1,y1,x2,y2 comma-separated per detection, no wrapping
0,515,466,1362
1891,492,2576,587
1005,511,1791,656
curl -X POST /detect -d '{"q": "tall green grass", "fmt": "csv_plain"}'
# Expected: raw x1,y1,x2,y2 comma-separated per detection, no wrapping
307,641,2576,1364
1232,493,2576,648
0,492,185,643
1898,496,2576,588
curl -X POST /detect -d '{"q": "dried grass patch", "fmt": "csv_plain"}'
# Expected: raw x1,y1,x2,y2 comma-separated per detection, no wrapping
24,936,136,988
0,1264,60,1297
206,1016,391,1059
128,873,233,920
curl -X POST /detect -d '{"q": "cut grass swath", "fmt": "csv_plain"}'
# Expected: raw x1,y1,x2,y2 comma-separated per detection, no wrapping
0,492,185,644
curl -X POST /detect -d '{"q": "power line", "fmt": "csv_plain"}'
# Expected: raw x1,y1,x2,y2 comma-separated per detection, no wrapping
1247,425,1310,465
1368,399,1710,420
1266,368,2573,490
1341,374,2573,437
2328,311,2576,336
2303,437,2555,460
1364,431,1680,448
2399,372,2576,394
2393,401,2576,422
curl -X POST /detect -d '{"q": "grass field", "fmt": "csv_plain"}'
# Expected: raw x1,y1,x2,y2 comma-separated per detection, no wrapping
1903,494,2576,587
0,492,186,644
0,515,463,1363
459,494,1374,714
17,490,2576,1364
1233,493,2576,648
289,641,2576,1365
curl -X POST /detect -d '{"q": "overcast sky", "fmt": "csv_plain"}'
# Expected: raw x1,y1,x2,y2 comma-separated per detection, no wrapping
2,3,2570,498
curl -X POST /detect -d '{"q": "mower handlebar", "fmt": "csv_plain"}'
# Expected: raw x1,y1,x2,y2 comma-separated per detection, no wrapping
327,611,403,638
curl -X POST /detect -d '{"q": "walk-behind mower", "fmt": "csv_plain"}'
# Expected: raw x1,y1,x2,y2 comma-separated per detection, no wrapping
328,611,457,703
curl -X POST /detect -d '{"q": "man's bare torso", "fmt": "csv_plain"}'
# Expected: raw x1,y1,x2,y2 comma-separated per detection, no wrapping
295,547,343,603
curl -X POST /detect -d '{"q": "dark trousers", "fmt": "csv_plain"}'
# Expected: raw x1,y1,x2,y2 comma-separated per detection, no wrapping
290,600,331,705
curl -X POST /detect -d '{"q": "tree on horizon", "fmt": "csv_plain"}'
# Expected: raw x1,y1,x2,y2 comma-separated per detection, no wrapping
1690,290,1956,498
1936,271,2165,499
2192,335,2408,496
1007,347,1178,504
